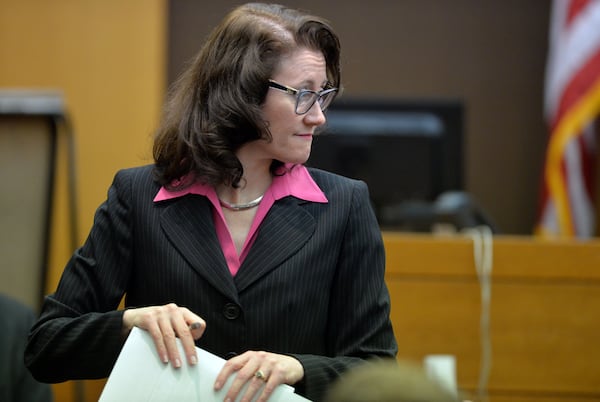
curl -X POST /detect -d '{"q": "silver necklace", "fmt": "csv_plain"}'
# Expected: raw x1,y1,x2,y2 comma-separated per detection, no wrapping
219,195,264,211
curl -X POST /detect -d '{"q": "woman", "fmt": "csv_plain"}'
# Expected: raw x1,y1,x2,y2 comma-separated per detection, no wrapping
25,3,397,401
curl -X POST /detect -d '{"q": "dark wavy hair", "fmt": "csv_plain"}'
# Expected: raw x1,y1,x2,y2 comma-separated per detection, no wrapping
152,2,341,189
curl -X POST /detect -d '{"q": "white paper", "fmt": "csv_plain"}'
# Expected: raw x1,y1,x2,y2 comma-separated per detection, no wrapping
423,354,458,397
99,327,311,402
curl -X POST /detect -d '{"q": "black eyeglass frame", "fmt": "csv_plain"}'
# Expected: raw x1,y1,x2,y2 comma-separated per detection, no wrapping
268,79,338,115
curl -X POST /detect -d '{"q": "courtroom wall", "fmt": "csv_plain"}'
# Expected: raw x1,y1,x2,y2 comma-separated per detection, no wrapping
0,1,167,400
168,0,551,235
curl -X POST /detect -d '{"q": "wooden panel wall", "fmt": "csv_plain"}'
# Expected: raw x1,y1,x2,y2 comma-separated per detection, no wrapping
383,232,600,401
0,1,167,401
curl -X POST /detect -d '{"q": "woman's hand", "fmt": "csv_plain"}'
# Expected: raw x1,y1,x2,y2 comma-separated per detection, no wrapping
214,350,304,402
122,303,206,368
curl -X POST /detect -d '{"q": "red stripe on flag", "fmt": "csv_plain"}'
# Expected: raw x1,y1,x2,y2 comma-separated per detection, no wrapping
550,48,600,130
566,0,591,26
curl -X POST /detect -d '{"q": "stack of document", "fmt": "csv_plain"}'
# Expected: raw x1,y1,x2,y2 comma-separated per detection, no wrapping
99,327,311,402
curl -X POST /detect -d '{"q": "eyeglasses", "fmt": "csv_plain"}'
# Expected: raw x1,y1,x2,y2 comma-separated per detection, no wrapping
268,79,338,115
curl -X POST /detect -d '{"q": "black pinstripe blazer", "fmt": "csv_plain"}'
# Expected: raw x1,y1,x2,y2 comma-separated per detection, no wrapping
25,165,397,401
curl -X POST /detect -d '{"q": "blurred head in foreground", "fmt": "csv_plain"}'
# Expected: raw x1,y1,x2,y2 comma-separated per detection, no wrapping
324,359,460,402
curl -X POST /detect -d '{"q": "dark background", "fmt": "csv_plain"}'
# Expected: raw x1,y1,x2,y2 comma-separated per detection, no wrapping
167,0,551,234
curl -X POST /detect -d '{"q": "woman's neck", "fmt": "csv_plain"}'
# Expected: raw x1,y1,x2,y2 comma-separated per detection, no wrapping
216,157,273,205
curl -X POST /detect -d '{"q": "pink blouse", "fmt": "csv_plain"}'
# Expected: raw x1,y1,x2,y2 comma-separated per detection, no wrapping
154,164,328,275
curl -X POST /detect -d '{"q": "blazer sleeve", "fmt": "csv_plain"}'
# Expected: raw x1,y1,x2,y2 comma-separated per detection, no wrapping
25,169,135,382
291,178,398,401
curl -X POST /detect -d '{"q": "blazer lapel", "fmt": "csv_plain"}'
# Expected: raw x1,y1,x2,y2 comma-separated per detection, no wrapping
159,195,238,301
235,197,316,292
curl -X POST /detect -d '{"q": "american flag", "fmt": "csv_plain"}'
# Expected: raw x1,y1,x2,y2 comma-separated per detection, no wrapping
537,0,600,238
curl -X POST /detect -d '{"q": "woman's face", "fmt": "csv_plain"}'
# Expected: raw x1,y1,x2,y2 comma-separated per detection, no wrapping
239,47,329,167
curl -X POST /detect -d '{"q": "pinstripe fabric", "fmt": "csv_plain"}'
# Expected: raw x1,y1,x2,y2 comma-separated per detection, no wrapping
25,164,397,401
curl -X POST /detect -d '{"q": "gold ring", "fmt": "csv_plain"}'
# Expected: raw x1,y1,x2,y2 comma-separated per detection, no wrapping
254,370,268,382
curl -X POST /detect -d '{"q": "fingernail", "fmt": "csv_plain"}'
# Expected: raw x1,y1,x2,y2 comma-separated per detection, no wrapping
190,355,197,365
175,358,181,368
214,381,222,390
162,354,168,364
190,322,202,330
